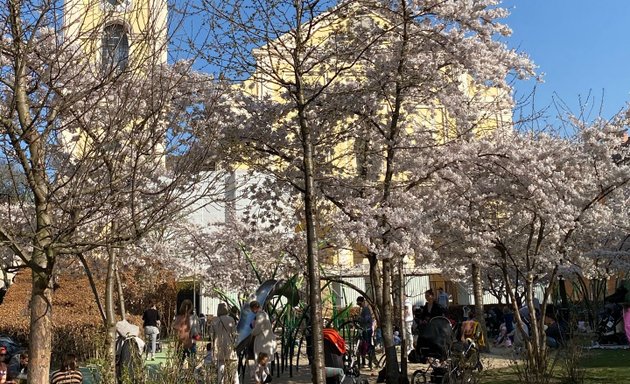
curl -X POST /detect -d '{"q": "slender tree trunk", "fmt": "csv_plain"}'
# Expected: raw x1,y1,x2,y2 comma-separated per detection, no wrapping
471,262,488,352
12,0,56,380
397,256,409,383
297,104,325,384
77,253,107,323
382,258,399,384
104,241,118,384
368,254,383,324
116,264,126,320
29,256,54,384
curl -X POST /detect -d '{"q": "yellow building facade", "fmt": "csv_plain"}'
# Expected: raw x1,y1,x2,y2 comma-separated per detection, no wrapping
63,0,167,71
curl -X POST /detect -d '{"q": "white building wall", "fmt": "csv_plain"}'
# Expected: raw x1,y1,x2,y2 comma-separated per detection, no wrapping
456,282,545,306
332,277,366,309
405,275,431,308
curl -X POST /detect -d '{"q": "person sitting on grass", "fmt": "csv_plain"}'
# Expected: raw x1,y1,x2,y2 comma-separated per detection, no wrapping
50,353,82,384
7,351,27,382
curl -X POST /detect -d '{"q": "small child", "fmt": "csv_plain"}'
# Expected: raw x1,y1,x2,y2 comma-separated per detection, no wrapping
393,330,401,346
203,342,213,365
254,352,271,384
194,342,214,383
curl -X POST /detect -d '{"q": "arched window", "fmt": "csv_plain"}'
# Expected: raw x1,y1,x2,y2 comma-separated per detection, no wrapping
102,24,129,73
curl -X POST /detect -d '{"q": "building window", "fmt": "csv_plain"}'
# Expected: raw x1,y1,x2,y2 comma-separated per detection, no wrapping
102,24,129,73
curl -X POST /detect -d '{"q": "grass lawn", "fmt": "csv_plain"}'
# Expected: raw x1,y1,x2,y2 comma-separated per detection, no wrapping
481,348,630,384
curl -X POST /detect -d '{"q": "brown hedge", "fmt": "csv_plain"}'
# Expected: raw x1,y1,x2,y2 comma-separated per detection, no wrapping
0,272,141,366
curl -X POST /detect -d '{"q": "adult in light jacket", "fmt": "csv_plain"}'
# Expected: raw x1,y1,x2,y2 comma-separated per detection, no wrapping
210,302,239,384
250,300,276,364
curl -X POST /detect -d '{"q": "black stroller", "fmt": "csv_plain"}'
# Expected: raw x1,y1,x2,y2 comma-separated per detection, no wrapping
597,286,628,345
410,316,481,384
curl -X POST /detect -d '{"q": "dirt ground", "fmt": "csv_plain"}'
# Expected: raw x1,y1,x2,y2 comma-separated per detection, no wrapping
266,346,515,383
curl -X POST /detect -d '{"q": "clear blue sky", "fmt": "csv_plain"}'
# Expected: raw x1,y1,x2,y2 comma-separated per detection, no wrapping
503,0,630,120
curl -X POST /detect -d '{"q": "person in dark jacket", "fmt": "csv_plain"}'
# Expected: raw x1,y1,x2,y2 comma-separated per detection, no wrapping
356,296,375,369
142,300,161,360
419,289,444,324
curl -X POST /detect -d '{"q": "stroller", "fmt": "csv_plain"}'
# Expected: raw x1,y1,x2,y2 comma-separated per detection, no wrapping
597,303,626,345
595,286,629,345
322,328,368,384
410,316,481,384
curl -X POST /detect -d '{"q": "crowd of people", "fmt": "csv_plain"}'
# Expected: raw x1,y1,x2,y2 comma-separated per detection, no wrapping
1,284,615,384
0,347,28,384
0,347,82,384
161,298,276,384
488,299,571,350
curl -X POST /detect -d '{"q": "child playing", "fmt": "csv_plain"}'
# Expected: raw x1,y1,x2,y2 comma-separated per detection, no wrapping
194,343,214,384
254,352,271,384
203,342,213,366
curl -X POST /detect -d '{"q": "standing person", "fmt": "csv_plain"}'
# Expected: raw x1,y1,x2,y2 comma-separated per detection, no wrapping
437,287,449,309
50,353,82,384
173,299,194,363
404,299,414,354
419,289,444,324
210,303,239,384
356,296,374,369
198,313,207,338
250,301,276,373
142,300,161,360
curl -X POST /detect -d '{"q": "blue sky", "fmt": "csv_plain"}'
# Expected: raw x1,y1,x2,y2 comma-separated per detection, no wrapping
503,0,630,120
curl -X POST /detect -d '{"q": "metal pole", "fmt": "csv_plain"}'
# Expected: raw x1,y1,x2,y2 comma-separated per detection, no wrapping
193,255,196,314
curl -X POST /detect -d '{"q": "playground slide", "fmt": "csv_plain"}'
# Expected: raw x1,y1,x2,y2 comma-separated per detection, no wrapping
235,279,300,352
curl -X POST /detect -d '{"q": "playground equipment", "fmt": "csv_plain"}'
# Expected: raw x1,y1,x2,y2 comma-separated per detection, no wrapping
227,277,369,379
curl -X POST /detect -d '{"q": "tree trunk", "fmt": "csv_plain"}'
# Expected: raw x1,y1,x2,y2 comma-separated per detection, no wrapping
14,0,56,379
77,253,107,323
297,104,325,384
28,264,53,384
397,256,409,383
115,263,126,320
368,254,383,324
103,241,118,384
471,262,489,352
381,258,399,384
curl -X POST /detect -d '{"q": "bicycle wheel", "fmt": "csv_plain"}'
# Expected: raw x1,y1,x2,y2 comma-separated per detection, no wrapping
459,345,481,372
448,353,478,384
411,369,428,384
376,352,387,368
449,367,474,384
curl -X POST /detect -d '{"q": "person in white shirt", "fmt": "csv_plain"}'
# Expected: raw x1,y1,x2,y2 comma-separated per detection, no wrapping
404,300,414,353
210,303,239,384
